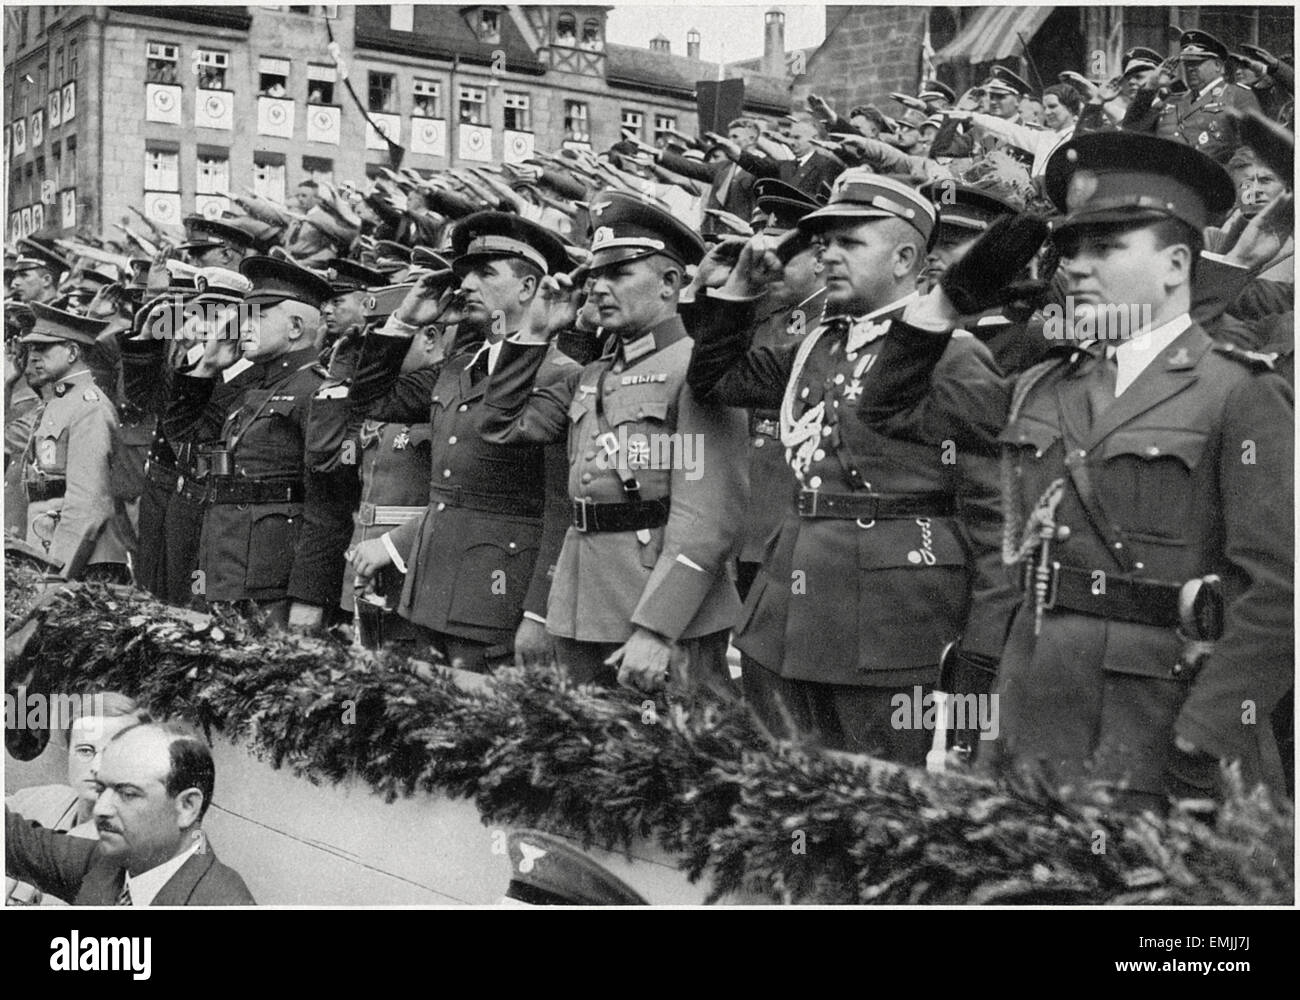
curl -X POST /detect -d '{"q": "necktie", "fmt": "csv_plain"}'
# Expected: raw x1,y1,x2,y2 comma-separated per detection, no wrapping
1086,344,1118,423
118,880,133,906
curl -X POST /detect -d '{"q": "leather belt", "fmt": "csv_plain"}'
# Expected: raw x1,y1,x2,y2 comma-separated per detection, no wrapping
25,479,66,503
357,502,425,527
795,489,956,520
205,477,304,506
427,485,543,519
571,497,670,533
1024,562,1182,629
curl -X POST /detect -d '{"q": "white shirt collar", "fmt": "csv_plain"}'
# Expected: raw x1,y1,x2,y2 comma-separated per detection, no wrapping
798,149,815,167
123,834,204,906
1194,76,1224,96
1107,313,1193,396
464,338,504,375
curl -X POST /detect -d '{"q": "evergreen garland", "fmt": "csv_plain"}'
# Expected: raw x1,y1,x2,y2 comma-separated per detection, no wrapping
5,562,1293,905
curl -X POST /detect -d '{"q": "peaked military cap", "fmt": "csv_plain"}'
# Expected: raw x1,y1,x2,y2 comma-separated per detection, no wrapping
503,830,648,906
451,211,571,277
1045,132,1234,234
325,258,387,294
586,190,707,270
1121,46,1164,80
985,65,1034,98
1179,29,1229,63
240,255,333,309
177,214,261,252
754,178,822,234
798,169,938,250
409,246,452,272
19,301,108,347
920,182,1019,234
191,266,253,305
918,79,957,106
12,237,70,277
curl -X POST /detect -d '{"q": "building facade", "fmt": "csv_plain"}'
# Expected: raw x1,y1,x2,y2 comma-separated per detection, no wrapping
4,4,794,242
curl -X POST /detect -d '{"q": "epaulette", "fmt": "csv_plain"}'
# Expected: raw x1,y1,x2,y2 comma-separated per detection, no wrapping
1234,82,1252,90
1213,342,1277,371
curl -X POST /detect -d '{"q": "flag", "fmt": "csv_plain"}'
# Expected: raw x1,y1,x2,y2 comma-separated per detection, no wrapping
921,10,936,87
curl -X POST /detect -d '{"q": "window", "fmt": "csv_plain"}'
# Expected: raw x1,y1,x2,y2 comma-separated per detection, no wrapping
458,85,486,125
654,115,677,143
19,9,28,47
556,13,576,46
146,42,180,85
196,151,229,194
144,148,180,191
389,5,414,32
581,18,602,50
24,163,35,204
413,78,440,118
321,5,339,18
51,144,61,188
564,100,590,142
196,50,229,90
54,47,64,82
259,57,290,98
302,156,334,185
477,9,500,43
65,136,76,186
68,40,78,78
503,92,531,131
368,71,396,113
621,109,644,139
253,155,286,202
308,65,336,104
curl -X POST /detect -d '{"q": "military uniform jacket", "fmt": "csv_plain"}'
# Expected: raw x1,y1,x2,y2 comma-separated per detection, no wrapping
163,347,355,606
348,329,576,646
21,369,131,575
1123,79,1263,163
868,319,1294,794
687,290,1016,686
481,314,750,644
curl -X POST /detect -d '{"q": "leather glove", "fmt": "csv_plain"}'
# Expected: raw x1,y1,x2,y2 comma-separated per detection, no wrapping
939,213,1050,316
1163,742,1222,805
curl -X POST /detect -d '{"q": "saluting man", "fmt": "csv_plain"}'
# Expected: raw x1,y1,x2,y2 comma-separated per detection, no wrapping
870,133,1293,808
162,257,355,629
687,171,1015,762
481,191,750,693
346,213,578,671
18,303,131,582
1124,30,1262,165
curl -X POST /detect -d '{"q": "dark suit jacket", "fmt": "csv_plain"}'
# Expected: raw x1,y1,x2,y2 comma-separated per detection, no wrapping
6,808,256,905
656,149,758,236
778,149,846,201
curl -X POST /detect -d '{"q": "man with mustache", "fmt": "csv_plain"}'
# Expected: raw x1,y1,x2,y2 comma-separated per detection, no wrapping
6,722,254,905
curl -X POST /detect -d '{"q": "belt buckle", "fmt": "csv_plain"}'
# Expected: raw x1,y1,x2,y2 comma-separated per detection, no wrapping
799,488,818,516
1040,561,1062,611
573,497,589,533
358,501,375,527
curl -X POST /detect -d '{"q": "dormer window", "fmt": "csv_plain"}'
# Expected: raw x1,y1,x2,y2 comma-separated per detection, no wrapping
478,9,500,44
581,18,602,51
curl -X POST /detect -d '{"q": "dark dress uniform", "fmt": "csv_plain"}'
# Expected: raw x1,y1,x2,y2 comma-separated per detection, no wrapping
1123,31,1263,165
161,259,354,611
687,173,1016,762
872,133,1294,804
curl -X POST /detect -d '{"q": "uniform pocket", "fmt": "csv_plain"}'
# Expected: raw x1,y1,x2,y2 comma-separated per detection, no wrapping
447,525,540,629
246,504,302,591
1103,428,1208,541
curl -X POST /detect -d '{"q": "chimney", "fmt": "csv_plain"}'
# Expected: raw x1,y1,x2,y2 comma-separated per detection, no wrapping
763,9,786,76
650,34,670,54
687,28,700,61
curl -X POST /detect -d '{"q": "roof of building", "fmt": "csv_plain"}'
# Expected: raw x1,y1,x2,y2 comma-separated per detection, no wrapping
605,43,791,113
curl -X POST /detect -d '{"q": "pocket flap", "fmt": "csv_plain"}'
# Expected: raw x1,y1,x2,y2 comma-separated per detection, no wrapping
1105,428,1208,469
999,417,1060,455
604,394,670,427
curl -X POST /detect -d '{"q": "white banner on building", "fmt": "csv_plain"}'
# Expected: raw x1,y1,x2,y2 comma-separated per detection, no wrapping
257,97,295,139
458,124,492,162
47,91,61,128
31,203,45,233
409,117,446,157
195,194,231,220
196,90,234,131
30,111,43,148
10,213,21,242
143,191,182,227
503,130,534,165
306,105,341,144
365,113,401,151
61,188,77,230
62,82,76,122
40,179,56,205
146,84,182,125
12,119,26,154
21,207,33,237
